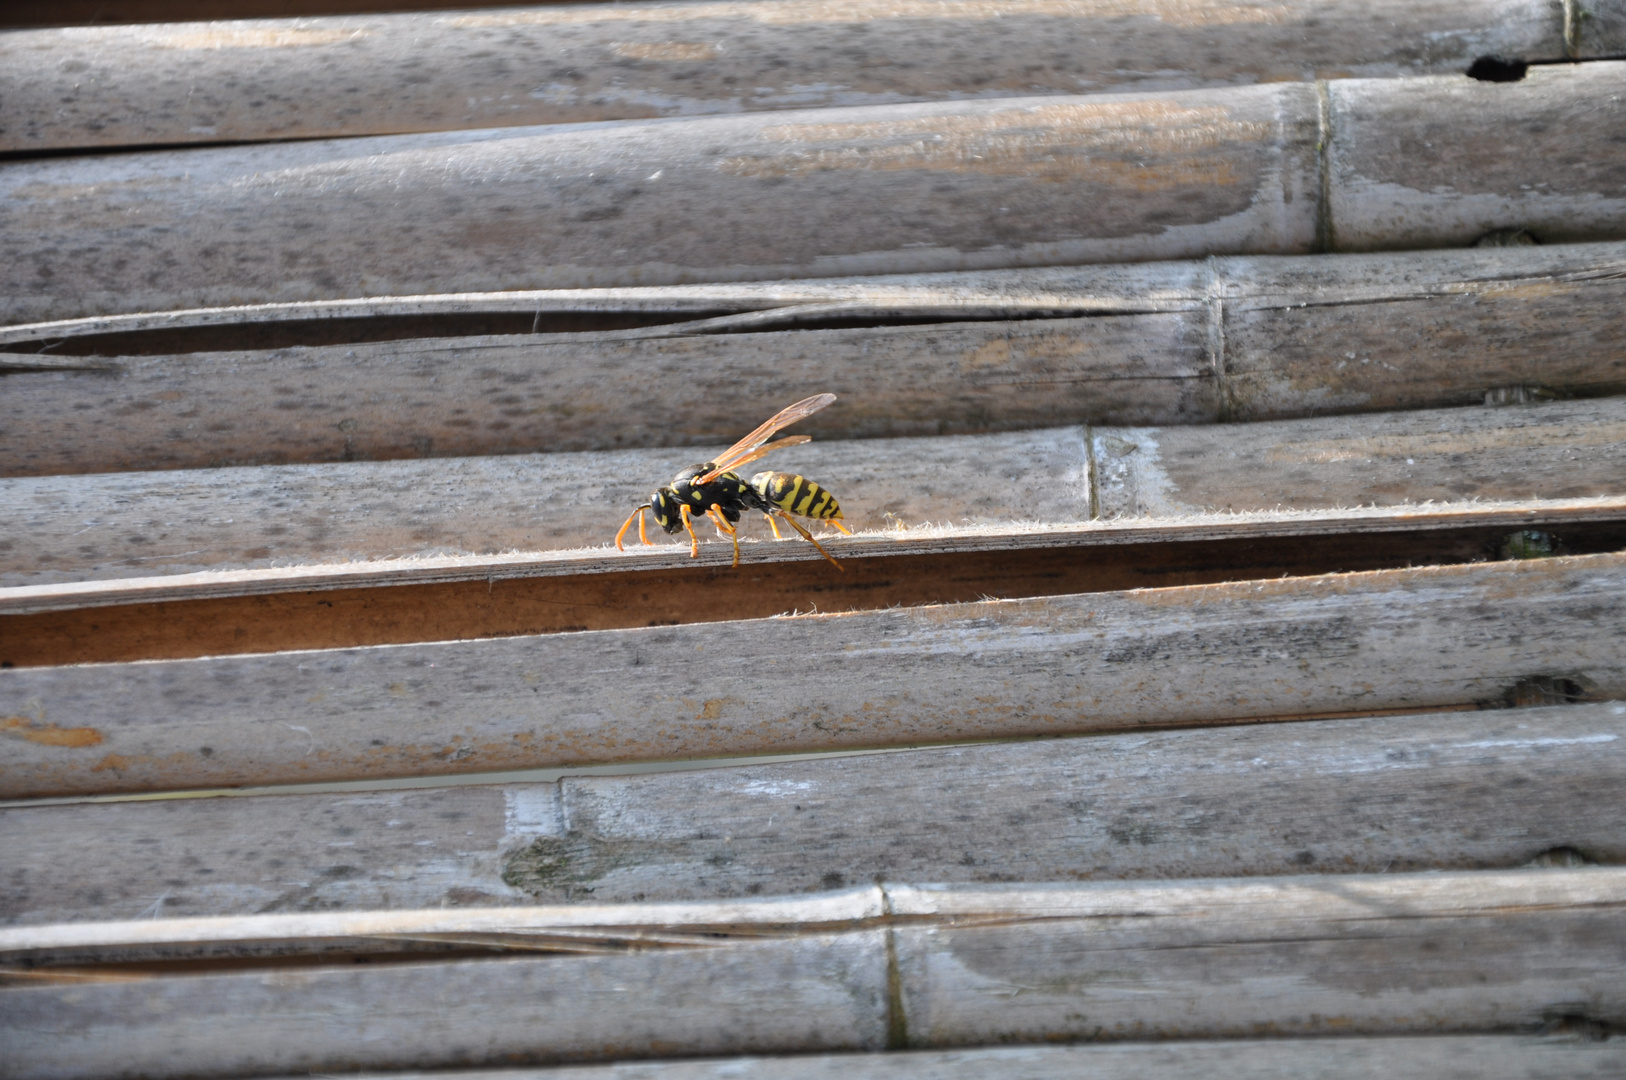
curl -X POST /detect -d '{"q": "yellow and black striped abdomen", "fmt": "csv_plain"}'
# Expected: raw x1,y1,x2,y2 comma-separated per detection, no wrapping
749,471,843,520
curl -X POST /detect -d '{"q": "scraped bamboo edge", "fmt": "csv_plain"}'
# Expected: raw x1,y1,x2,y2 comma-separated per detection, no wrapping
4,869,1620,962
0,887,889,959
4,240,1624,348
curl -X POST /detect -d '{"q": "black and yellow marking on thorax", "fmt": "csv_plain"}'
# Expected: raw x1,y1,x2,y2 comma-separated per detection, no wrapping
752,471,842,520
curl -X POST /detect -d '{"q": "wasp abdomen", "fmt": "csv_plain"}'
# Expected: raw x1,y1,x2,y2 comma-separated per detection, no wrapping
750,471,842,520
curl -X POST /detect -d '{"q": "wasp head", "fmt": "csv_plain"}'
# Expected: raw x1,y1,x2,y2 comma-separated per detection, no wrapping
649,487,686,534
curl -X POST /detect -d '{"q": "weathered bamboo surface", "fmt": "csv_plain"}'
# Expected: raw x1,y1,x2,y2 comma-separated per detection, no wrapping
1092,397,1626,516
884,872,1626,1044
0,83,1325,325
6,243,1626,477
207,1039,1626,1080
6,64,1626,325
0,0,1579,154
3,928,893,1079
4,398,1623,592
2,552,1622,797
9,3,1623,1074
2,870,1622,1078
2,704,1621,923
1325,65,1626,251
1587,0,1626,55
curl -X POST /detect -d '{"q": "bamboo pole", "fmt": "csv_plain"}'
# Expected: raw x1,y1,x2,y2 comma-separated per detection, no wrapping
1,871,1623,1078
1,552,1622,797
0,0,1584,153
2,704,1621,923
4,64,1624,325
3,243,1623,477
4,399,1621,592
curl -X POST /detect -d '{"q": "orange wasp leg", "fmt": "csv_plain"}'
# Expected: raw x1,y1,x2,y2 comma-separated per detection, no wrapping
772,510,843,571
764,512,786,540
707,507,742,567
615,504,652,551
680,503,701,558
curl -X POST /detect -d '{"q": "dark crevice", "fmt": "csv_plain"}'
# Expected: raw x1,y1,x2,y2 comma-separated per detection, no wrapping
1540,1012,1616,1041
0,947,602,981
0,356,119,374
1523,846,1600,869
0,0,564,30
879,885,911,1053
1466,56,1531,82
1504,675,1596,708
1474,228,1540,248
0,311,737,357
1313,80,1335,254
0,307,1163,358
0,131,396,165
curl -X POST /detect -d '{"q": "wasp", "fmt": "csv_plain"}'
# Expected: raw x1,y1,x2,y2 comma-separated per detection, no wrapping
615,393,851,569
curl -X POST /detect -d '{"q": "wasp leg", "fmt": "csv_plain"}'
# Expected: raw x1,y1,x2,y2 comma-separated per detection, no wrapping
772,511,843,571
764,512,786,540
826,518,852,536
615,504,652,551
680,503,701,558
708,507,742,568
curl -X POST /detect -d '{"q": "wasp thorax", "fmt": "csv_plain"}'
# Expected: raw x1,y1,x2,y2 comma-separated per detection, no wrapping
669,463,713,500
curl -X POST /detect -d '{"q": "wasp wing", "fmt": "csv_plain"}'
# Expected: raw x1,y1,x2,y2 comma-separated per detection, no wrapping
706,435,811,476
695,394,835,483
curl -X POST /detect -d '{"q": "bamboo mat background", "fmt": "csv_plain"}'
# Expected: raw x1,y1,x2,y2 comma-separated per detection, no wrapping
3,2,1626,1077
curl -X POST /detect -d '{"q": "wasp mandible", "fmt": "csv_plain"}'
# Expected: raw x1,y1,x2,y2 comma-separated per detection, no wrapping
614,393,850,570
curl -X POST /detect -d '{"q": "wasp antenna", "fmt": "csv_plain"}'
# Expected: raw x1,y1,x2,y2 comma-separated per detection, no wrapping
616,505,651,551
